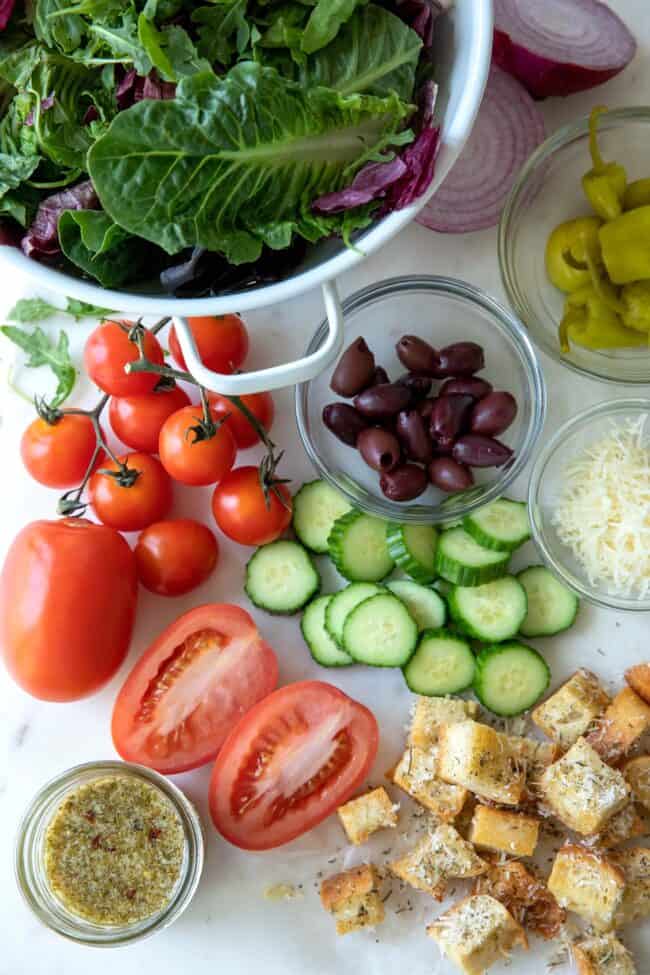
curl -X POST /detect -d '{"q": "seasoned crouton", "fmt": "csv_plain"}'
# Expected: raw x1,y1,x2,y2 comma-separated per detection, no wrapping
389,823,487,900
337,787,398,846
573,934,637,975
427,894,527,975
505,734,561,804
590,802,647,849
532,669,610,750
610,846,650,926
586,687,650,764
390,745,467,821
473,860,565,940
623,755,650,810
626,664,650,706
468,805,540,857
320,863,385,935
437,721,525,806
409,696,479,750
547,845,625,931
540,737,629,835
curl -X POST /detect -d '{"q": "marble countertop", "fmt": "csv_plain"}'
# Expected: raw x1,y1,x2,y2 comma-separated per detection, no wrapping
2,3,650,972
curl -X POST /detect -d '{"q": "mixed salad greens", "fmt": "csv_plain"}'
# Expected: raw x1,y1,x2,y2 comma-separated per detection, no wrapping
0,0,439,295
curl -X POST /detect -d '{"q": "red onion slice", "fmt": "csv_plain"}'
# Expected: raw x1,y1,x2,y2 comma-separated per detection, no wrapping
493,0,636,98
416,65,544,234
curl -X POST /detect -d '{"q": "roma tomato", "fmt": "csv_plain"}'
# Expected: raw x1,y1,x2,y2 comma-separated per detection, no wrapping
208,391,275,449
158,405,236,486
0,519,137,701
21,413,103,488
135,519,219,596
169,315,249,374
112,604,278,773
89,452,173,532
209,681,378,850
211,465,292,546
84,320,164,396
109,384,191,454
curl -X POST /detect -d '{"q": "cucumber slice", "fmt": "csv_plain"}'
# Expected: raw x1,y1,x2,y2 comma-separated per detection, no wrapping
448,576,527,643
301,595,353,667
517,565,579,637
343,593,418,667
386,580,447,632
292,480,352,554
473,642,550,716
463,499,530,552
328,510,394,582
434,527,510,586
245,540,320,614
403,629,475,695
325,582,383,647
386,523,438,583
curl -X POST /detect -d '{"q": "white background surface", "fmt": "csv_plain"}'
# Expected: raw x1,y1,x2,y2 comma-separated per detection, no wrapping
2,2,650,972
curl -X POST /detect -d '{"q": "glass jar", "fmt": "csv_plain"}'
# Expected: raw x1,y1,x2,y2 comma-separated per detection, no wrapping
15,760,204,947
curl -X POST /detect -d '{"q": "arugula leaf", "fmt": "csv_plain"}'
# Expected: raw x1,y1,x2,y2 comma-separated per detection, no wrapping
301,0,368,55
7,297,61,322
59,208,156,286
137,15,211,82
0,323,76,406
64,297,114,319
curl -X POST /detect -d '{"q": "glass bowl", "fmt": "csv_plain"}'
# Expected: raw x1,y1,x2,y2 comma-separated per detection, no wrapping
528,399,650,612
499,107,650,385
295,275,546,524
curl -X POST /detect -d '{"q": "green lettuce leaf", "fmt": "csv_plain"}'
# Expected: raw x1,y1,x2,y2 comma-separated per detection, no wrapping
192,0,251,67
137,15,210,82
58,208,153,287
301,0,368,54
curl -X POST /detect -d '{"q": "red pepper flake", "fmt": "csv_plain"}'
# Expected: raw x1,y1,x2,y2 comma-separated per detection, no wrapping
125,888,136,900
84,810,96,823
91,835,102,849
149,827,162,842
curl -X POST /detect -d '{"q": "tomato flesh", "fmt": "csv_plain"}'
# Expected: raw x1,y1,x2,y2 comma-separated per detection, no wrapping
112,604,278,774
209,681,379,850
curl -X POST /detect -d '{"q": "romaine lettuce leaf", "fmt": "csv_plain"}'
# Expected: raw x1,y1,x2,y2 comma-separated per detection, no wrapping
58,208,153,286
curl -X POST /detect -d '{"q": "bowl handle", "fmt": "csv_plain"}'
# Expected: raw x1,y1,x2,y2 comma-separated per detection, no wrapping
171,280,344,395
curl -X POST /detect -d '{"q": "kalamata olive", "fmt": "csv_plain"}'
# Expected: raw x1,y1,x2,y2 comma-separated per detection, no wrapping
396,372,433,400
439,377,493,400
452,434,513,468
323,403,368,446
396,335,440,376
370,366,390,386
429,457,475,493
357,428,401,472
380,464,428,501
330,337,375,397
395,410,433,463
429,394,474,450
418,398,435,421
470,391,518,436
354,383,412,419
436,342,485,378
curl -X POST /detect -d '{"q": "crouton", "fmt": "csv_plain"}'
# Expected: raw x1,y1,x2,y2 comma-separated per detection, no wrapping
337,787,398,846
320,863,385,935
626,663,650,705
473,859,565,940
573,934,637,975
532,669,610,750
505,734,561,804
468,805,540,858
610,846,650,926
586,687,650,764
437,721,525,806
540,737,629,835
390,745,467,821
409,696,479,750
389,823,487,900
547,845,625,931
623,755,650,810
427,894,527,975
590,802,647,849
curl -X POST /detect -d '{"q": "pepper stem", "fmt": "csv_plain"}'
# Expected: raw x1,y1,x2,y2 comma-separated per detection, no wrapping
588,105,608,173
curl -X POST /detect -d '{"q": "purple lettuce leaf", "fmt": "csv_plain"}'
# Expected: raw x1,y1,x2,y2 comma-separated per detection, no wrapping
116,67,176,111
394,0,437,47
0,0,15,30
25,93,55,127
313,157,408,214
21,180,99,260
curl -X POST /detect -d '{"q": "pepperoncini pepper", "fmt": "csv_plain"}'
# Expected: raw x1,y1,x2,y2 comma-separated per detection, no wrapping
559,284,647,353
581,106,626,220
545,217,602,293
624,178,650,211
621,281,650,334
599,205,650,284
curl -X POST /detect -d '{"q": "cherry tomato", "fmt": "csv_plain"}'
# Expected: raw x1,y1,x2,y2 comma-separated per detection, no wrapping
211,465,292,546
0,519,137,701
158,405,236,487
169,315,249,374
89,452,173,532
21,414,104,489
209,681,378,850
109,384,191,454
135,519,219,596
112,604,278,773
208,391,275,449
84,320,164,396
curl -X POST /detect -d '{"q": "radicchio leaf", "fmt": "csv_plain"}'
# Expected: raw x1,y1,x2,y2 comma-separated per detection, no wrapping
21,180,99,260
25,94,56,127
394,0,437,47
0,0,15,30
160,239,308,298
312,157,407,213
116,67,176,111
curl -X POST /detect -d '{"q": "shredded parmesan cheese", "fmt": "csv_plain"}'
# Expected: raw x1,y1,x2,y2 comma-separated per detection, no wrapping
553,418,650,597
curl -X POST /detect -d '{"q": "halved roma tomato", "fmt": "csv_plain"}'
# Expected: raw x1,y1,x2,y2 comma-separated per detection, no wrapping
112,604,278,774
209,681,379,850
